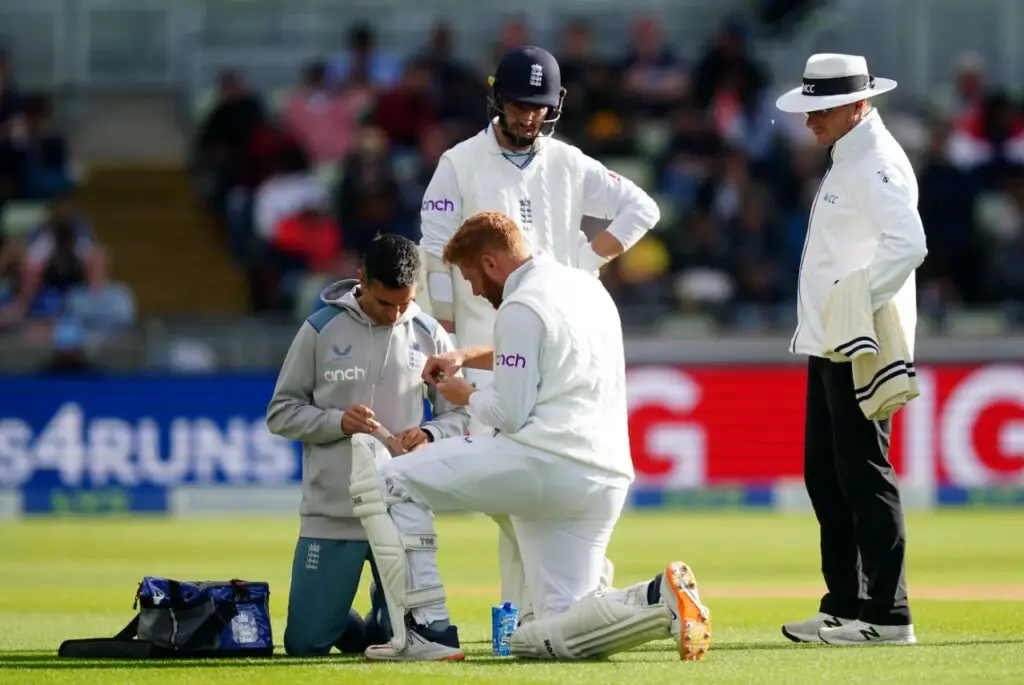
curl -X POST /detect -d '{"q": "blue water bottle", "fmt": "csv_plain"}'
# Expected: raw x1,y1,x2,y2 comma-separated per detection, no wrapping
491,602,519,656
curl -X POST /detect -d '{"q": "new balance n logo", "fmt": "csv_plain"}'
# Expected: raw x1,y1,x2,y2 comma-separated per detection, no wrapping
823,617,844,628
859,625,881,640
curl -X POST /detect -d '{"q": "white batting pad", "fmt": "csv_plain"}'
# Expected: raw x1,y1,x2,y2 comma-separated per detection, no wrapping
349,435,445,651
510,593,671,660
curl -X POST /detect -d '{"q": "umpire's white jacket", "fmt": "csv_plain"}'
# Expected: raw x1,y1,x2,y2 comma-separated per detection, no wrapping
791,109,928,357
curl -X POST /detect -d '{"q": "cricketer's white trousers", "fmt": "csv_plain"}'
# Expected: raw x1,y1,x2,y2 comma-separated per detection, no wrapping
379,433,630,624
432,277,573,617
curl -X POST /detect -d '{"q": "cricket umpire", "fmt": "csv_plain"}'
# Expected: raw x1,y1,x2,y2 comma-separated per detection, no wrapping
775,54,928,645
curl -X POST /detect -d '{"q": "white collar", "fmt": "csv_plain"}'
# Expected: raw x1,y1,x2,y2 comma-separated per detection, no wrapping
832,108,883,161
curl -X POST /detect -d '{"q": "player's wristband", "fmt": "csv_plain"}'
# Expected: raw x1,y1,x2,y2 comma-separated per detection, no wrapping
578,243,610,272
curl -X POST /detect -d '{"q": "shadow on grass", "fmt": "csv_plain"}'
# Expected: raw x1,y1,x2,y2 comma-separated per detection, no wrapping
2,638,1022,670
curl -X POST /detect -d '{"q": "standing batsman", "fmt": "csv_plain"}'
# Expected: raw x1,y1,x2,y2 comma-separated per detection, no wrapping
775,54,927,645
415,44,661,620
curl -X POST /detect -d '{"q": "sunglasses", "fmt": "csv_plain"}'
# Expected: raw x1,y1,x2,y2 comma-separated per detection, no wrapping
805,107,838,118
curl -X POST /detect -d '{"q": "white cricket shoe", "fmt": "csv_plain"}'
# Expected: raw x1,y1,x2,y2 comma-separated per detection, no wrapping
781,612,851,643
819,619,916,645
660,561,712,661
365,623,465,661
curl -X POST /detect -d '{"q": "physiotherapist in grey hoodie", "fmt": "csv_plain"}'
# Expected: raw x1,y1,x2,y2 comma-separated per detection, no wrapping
267,234,470,656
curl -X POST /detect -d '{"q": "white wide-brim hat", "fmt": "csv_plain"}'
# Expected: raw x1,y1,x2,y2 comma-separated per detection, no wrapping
775,53,897,113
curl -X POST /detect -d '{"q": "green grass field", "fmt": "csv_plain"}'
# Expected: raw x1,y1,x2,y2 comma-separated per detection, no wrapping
1,510,1022,684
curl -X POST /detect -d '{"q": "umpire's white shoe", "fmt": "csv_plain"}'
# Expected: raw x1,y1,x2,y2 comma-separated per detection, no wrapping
819,620,916,645
781,613,851,643
660,561,712,661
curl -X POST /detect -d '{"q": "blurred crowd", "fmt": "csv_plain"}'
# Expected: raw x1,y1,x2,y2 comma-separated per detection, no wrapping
0,49,135,358
189,13,1024,330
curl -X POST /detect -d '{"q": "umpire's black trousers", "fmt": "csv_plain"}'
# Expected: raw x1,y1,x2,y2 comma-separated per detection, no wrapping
804,356,912,626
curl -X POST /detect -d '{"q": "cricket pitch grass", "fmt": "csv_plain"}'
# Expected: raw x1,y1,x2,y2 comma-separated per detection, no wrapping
1,510,1022,684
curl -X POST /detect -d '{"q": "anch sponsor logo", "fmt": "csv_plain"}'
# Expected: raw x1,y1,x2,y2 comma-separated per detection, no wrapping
323,368,367,382
421,198,455,212
496,353,527,369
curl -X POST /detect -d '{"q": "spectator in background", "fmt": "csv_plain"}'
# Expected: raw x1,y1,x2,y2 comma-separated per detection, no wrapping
930,51,988,122
328,23,403,91
697,146,753,225
0,227,23,300
773,141,825,276
421,21,456,78
196,69,267,215
690,19,769,114
621,16,688,118
399,123,452,223
946,92,1024,185
709,64,777,167
917,123,981,305
421,22,467,93
556,19,601,143
372,59,439,150
0,138,20,205
283,60,363,165
253,146,327,246
252,192,348,313
669,210,735,316
420,22,486,133
0,50,23,128
0,198,118,330
220,122,308,262
600,234,673,320
485,16,531,75
989,165,1024,312
578,63,635,156
271,200,344,276
335,126,411,255
248,144,329,312
728,185,790,326
656,100,725,210
8,94,73,199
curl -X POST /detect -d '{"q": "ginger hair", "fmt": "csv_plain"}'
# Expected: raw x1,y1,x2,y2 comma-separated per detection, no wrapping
442,211,529,266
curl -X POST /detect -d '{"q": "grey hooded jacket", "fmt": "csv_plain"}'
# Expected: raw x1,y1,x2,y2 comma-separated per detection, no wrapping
266,280,470,540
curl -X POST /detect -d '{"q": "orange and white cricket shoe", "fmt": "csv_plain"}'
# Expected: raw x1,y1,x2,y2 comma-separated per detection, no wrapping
660,561,712,661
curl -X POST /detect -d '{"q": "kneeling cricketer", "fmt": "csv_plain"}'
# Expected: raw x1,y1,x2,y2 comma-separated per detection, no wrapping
349,211,711,661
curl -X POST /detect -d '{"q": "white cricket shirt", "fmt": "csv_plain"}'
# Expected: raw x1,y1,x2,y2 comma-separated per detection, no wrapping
470,255,634,480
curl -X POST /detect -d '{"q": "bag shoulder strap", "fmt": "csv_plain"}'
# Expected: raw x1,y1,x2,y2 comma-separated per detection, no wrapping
179,602,239,651
113,615,141,641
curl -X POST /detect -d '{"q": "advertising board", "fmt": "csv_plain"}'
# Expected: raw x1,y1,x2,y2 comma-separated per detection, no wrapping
1,364,1021,514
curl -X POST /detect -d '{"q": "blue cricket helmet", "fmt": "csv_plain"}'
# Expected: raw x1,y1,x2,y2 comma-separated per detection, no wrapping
488,45,566,147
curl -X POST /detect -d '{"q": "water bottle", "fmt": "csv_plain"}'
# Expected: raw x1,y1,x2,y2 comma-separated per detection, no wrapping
491,602,519,656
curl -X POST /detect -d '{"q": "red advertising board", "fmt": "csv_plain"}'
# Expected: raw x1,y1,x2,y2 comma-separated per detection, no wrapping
626,364,1024,489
